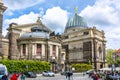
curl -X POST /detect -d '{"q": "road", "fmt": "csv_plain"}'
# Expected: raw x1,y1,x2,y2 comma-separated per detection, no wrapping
20,73,93,80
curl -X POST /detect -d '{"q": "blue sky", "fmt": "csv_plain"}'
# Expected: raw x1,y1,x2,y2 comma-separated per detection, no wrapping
2,0,120,49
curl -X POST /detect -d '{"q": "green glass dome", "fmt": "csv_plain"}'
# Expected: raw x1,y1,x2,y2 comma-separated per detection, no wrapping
65,14,87,29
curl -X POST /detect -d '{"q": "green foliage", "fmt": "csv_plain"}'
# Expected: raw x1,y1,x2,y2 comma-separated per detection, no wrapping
117,57,120,64
71,63,92,72
1,60,51,73
106,49,115,65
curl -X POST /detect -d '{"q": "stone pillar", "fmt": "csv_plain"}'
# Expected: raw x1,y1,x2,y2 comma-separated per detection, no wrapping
8,23,20,60
45,39,49,61
33,43,36,59
0,2,7,58
103,43,106,67
28,41,32,60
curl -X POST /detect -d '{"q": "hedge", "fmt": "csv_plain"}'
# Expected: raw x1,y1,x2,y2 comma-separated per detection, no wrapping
71,63,92,72
0,60,51,73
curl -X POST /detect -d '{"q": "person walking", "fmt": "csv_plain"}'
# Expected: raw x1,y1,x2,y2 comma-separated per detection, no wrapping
93,74,99,80
2,74,8,80
102,74,105,80
20,74,26,80
10,73,18,80
96,74,99,80
67,72,71,80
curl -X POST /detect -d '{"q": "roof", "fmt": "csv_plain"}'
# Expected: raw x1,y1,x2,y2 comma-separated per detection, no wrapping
65,13,88,30
115,48,120,53
20,32,49,39
20,26,49,39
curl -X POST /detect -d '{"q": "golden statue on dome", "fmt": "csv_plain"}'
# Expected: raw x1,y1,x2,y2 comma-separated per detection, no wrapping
74,6,78,14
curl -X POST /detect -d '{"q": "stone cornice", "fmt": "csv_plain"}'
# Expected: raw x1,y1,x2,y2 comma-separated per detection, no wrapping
7,22,52,33
63,27,105,36
17,38,47,42
62,37,106,44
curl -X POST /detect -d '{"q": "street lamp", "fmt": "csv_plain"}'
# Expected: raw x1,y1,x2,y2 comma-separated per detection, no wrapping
26,64,28,72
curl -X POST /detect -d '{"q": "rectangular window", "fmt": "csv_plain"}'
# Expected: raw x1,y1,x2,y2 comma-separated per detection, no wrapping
83,32,89,35
36,44,41,55
52,45,56,57
23,44,26,56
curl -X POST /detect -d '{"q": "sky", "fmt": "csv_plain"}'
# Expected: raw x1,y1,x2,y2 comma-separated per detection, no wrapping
2,0,120,49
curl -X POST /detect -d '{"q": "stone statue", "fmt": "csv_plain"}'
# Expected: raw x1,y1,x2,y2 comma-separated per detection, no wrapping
0,0,2,3
74,6,78,14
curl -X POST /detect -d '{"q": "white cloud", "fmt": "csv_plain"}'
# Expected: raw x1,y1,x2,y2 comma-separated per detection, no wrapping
3,7,69,36
3,12,39,36
42,6,69,33
80,0,120,49
4,12,39,25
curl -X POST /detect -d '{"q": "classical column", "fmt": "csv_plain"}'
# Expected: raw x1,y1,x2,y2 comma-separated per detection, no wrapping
42,44,45,60
93,38,97,71
103,43,106,67
0,1,7,57
45,39,49,61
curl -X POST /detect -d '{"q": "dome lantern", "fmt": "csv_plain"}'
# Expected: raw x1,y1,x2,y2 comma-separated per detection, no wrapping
65,7,88,30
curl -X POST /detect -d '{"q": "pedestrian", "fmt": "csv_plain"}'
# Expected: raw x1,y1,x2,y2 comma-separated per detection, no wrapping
2,74,8,80
96,74,99,80
102,74,105,80
20,74,26,80
93,73,99,80
10,73,18,80
67,72,71,80
93,73,97,80
82,72,85,77
65,72,68,79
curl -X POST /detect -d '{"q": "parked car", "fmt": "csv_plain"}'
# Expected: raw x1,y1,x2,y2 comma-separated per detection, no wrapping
0,64,8,79
24,72,37,78
86,69,94,74
42,71,55,77
60,71,69,75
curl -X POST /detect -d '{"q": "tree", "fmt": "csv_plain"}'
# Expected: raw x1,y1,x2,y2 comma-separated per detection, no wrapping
106,49,115,65
117,57,120,65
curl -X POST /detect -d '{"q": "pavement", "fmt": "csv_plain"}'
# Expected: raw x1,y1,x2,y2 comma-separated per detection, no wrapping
9,72,102,80
36,72,94,80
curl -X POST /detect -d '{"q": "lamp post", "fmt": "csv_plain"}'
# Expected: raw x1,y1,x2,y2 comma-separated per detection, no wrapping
26,64,28,72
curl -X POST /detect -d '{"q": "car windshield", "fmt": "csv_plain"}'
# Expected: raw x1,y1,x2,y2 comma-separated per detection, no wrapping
0,70,5,75
28,72,34,74
87,70,93,72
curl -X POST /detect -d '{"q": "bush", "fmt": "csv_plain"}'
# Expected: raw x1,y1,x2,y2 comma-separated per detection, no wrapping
1,60,51,73
71,63,92,72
